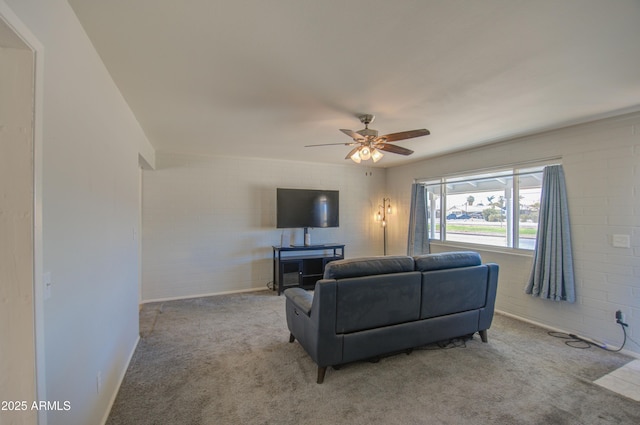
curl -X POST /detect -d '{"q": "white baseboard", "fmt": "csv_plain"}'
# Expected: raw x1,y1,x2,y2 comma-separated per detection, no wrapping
104,287,271,422
496,309,640,359
100,335,141,425
496,309,570,333
141,286,270,304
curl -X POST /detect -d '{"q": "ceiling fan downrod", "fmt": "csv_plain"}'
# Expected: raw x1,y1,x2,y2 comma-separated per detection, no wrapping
357,114,378,139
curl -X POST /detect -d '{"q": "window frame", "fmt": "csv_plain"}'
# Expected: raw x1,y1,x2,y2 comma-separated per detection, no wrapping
418,163,554,253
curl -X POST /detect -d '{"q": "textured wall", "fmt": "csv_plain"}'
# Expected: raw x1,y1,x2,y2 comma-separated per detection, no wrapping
387,112,640,356
142,153,387,301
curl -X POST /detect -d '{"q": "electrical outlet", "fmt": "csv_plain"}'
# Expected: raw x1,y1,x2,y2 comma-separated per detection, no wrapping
612,234,631,248
616,310,627,325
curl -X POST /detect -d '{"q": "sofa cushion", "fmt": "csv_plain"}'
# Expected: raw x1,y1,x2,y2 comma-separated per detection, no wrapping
414,251,481,271
420,266,488,319
335,272,422,334
323,255,414,279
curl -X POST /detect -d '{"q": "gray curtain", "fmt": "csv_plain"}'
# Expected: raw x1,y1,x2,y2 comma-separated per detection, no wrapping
407,183,430,256
525,165,575,302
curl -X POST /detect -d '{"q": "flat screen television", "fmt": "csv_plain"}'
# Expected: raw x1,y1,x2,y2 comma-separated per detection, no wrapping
276,188,339,229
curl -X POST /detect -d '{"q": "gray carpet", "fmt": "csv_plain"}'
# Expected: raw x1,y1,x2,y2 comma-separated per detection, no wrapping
107,291,640,425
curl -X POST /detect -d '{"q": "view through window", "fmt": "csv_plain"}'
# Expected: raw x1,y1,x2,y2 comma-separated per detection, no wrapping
420,166,547,250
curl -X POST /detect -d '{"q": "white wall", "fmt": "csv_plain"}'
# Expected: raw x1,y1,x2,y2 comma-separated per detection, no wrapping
5,1,154,424
142,153,387,301
387,112,640,356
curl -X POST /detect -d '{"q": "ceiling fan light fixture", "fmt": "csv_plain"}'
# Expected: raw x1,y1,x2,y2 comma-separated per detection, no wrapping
371,149,383,162
307,114,430,164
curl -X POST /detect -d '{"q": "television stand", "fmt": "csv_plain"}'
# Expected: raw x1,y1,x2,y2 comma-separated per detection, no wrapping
272,244,345,295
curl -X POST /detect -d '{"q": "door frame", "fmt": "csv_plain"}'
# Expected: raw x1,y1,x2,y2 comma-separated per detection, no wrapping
0,2,46,424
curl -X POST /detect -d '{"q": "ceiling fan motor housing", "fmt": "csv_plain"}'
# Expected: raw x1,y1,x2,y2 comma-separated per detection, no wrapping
357,114,378,139
357,128,378,138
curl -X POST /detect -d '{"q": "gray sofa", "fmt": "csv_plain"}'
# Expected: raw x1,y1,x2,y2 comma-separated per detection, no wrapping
284,251,499,383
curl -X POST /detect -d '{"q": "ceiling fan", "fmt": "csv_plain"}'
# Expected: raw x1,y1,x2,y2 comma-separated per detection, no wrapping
305,114,430,163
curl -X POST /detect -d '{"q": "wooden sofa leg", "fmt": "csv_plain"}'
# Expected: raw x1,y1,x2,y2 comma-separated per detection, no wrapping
479,330,488,343
317,367,327,384
289,333,295,343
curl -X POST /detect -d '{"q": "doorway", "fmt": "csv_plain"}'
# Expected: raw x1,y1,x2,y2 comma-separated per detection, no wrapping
0,4,44,424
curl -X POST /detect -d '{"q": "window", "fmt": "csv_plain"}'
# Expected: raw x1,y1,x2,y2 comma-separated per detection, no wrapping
420,166,546,250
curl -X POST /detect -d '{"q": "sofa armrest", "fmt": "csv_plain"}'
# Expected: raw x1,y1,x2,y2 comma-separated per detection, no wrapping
285,280,343,369
284,287,313,316
478,263,499,331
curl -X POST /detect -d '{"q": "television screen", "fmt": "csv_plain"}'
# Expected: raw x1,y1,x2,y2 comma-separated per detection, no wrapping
276,188,339,229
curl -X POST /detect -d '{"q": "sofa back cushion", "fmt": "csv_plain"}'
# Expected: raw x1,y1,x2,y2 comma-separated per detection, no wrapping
323,255,414,279
414,251,481,272
335,272,421,334
420,265,488,319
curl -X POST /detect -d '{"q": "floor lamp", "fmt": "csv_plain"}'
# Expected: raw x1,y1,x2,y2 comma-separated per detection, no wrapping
375,198,392,255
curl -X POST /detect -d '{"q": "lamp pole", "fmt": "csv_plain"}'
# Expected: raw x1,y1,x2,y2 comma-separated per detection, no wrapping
376,198,392,255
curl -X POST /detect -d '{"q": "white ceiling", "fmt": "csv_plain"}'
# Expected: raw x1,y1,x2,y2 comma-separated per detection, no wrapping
68,0,640,167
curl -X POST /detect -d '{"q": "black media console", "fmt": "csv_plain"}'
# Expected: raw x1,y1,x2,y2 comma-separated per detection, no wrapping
272,244,345,295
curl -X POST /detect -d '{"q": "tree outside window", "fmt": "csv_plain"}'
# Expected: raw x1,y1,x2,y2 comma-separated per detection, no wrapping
420,166,545,250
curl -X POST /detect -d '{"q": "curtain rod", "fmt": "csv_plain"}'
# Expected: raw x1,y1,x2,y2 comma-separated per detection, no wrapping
413,156,562,183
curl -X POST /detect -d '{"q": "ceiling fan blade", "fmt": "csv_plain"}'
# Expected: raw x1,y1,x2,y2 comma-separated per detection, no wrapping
345,146,361,160
340,129,366,141
377,143,414,156
305,142,356,147
378,129,430,143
